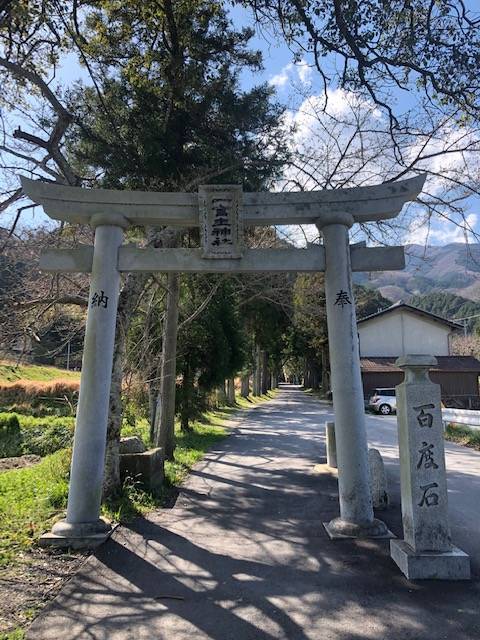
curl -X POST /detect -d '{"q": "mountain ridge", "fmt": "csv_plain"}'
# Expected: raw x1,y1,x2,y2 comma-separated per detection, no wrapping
354,243,480,302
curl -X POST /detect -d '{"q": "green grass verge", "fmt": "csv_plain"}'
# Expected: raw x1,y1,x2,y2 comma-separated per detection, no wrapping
0,449,70,567
0,362,80,384
0,391,276,566
445,423,480,451
103,392,277,523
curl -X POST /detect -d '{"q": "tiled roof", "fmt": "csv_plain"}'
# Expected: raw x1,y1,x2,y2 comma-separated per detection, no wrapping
361,355,480,373
357,302,463,330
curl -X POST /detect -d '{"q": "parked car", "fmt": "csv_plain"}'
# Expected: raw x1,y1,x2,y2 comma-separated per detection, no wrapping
368,388,397,415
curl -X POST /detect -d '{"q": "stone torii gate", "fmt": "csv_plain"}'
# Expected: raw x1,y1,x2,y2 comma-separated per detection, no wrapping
21,174,425,548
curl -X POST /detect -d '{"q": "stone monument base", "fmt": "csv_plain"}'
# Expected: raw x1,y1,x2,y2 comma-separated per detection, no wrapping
39,518,114,550
390,539,470,580
119,447,164,492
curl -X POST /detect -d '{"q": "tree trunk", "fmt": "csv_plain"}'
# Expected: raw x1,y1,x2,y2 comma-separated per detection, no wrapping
180,366,193,432
253,344,261,396
261,350,269,394
148,378,157,435
148,358,161,443
216,380,227,406
152,271,180,460
103,272,149,498
240,374,250,398
321,344,330,394
227,377,236,405
271,371,278,389
103,321,126,498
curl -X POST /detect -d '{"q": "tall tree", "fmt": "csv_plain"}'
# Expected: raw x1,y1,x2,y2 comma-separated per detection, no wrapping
175,277,246,431
65,0,289,489
239,1,480,125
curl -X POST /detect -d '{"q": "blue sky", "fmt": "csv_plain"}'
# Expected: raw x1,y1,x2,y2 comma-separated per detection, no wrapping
8,4,480,247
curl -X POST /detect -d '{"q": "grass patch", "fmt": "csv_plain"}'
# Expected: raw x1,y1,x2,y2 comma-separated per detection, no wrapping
0,449,70,567
102,408,231,522
0,391,276,565
0,413,75,457
0,361,80,384
445,423,480,451
0,629,26,640
164,410,229,486
121,417,152,448
235,389,277,409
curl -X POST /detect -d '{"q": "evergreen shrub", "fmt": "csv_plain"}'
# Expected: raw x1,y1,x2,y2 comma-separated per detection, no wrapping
0,414,22,458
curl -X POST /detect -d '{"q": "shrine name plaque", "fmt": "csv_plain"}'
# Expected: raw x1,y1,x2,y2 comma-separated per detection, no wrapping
199,185,243,259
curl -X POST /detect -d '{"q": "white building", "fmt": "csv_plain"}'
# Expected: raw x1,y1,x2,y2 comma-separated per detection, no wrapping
357,302,480,405
358,301,459,357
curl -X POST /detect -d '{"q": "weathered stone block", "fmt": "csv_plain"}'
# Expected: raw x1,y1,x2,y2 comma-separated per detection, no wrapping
119,436,146,454
368,448,389,510
120,447,164,492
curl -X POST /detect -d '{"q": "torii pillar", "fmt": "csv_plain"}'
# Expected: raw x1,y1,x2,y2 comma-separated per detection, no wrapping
318,214,388,538
44,214,127,546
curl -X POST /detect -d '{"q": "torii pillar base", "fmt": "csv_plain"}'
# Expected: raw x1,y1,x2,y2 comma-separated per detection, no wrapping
324,517,394,540
39,518,113,550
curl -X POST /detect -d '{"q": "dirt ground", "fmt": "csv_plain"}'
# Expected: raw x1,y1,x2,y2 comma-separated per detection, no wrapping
0,548,88,635
0,455,40,472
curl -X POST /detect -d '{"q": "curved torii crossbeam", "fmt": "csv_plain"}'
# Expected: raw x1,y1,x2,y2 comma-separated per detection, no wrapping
21,174,424,226
21,174,426,549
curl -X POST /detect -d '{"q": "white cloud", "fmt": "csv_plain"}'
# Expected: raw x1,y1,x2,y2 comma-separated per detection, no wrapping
406,213,479,246
269,59,314,90
297,59,312,84
269,63,294,89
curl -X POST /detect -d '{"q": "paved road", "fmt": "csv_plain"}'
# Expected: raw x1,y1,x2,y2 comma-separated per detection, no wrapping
29,386,480,640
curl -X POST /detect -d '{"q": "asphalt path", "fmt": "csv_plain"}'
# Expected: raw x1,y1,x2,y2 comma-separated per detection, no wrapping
28,385,480,640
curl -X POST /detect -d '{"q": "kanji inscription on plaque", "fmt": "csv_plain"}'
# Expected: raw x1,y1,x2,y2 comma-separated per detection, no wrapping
199,185,243,259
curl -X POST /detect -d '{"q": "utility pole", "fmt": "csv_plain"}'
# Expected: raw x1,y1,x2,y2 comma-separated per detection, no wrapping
454,313,480,337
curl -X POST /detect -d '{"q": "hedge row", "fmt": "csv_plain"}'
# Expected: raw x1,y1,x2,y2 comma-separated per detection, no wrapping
0,414,22,458
0,413,75,458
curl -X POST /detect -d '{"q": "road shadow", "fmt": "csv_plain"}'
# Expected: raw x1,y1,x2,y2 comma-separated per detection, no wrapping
28,386,480,639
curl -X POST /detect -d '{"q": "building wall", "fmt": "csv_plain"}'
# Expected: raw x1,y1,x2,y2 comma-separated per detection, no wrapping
358,309,453,357
362,371,479,400
362,372,403,397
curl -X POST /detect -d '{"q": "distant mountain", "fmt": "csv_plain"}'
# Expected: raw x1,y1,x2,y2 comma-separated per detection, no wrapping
409,292,480,332
354,243,480,302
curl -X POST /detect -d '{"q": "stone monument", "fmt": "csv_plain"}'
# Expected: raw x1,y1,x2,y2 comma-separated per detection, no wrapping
390,355,470,580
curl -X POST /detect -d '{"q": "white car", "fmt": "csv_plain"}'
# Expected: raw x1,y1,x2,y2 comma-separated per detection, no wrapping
368,388,397,415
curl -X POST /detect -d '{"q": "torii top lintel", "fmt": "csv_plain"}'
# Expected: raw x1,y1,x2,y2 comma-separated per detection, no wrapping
20,175,426,227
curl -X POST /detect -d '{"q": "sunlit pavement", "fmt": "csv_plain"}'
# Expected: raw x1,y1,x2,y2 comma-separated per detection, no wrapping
28,385,480,640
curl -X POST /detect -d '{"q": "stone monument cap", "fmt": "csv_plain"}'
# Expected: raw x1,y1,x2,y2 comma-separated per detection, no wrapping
395,354,438,369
